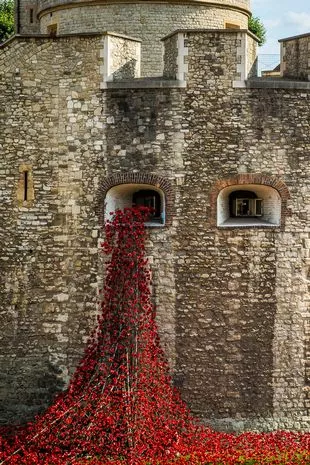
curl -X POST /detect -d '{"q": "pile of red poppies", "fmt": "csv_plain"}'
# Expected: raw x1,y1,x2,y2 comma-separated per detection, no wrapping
0,208,309,465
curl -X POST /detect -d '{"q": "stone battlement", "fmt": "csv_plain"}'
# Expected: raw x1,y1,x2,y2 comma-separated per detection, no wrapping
15,0,251,75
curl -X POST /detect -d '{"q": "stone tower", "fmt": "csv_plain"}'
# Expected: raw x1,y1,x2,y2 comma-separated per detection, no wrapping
15,0,40,34
0,0,309,432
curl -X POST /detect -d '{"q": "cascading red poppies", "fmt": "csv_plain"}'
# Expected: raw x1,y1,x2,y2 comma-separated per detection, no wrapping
0,207,309,465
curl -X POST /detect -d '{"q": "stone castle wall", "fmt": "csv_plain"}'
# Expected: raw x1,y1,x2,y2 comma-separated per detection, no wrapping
0,35,104,422
181,33,309,430
0,28,309,431
38,3,249,76
0,35,180,423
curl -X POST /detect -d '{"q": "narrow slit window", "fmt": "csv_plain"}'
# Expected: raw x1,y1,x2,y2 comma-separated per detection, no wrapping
30,9,34,24
24,171,29,201
17,165,34,205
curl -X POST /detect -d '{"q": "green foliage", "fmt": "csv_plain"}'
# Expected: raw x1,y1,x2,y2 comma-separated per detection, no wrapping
248,16,266,46
0,0,14,43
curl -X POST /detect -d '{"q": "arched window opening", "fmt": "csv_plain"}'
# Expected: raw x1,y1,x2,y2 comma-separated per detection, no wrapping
217,184,281,228
105,183,165,226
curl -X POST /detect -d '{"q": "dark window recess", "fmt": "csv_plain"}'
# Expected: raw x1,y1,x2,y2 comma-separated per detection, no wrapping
24,171,29,201
30,9,34,24
132,190,161,221
225,22,240,29
47,24,58,36
229,190,263,217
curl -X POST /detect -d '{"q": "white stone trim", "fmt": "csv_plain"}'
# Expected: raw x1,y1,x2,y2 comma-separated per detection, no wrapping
280,42,286,77
105,34,113,82
100,35,112,89
233,80,246,88
136,42,141,79
233,32,247,88
176,33,188,82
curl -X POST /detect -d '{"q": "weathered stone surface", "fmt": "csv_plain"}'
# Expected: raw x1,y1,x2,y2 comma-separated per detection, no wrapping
0,4,309,433
36,0,250,76
280,33,310,81
0,35,104,423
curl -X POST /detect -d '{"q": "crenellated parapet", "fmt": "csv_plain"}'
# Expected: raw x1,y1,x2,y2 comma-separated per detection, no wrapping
162,29,258,86
96,28,259,88
15,0,251,76
99,32,141,87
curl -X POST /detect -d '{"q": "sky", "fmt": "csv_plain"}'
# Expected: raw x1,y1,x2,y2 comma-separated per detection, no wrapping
251,0,310,55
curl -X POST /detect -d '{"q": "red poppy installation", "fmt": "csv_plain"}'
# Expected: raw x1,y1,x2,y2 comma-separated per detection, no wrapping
0,207,309,465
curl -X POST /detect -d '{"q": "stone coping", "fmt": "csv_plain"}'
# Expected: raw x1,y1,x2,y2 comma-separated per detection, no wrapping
100,77,310,90
36,0,251,17
279,31,310,42
0,32,103,48
246,78,310,89
162,28,259,42
102,79,187,89
0,32,141,49
98,31,141,42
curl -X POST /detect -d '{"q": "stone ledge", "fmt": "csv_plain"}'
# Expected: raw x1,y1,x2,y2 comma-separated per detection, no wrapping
218,225,280,230
102,79,187,89
279,31,310,42
246,79,310,90
162,28,259,42
100,31,141,42
0,32,103,49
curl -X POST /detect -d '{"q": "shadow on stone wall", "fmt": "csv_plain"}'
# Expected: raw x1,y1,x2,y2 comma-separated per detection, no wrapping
0,358,65,425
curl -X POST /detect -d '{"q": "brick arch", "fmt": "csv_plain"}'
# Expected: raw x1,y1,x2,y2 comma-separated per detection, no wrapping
210,174,291,229
96,172,175,226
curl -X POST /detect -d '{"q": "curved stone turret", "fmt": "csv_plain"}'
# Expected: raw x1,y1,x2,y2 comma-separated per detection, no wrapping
17,0,251,75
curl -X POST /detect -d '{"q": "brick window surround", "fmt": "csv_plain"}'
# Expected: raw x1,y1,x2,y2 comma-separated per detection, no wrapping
97,172,175,227
210,174,290,229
